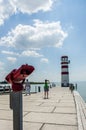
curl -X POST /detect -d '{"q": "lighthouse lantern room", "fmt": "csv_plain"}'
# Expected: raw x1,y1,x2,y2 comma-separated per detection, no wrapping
61,56,70,87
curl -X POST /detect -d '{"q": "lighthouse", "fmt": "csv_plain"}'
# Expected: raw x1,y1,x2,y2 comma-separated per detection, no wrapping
61,56,70,87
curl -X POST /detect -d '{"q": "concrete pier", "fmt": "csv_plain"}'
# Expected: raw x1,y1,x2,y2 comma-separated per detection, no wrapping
0,87,85,130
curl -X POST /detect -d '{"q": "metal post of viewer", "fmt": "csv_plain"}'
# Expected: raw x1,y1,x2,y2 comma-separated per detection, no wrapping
13,91,22,130
10,90,23,130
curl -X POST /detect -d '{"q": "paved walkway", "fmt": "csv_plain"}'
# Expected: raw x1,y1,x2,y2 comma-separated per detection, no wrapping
0,87,78,130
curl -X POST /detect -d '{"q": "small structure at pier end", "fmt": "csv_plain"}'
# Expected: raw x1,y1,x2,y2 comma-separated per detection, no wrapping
61,56,70,87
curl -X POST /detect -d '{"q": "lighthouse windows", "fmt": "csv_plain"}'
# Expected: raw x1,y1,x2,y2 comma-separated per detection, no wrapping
64,57,68,62
61,57,68,62
61,57,65,61
65,58,67,61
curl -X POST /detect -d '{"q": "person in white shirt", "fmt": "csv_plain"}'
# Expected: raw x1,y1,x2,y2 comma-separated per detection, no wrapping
25,79,31,95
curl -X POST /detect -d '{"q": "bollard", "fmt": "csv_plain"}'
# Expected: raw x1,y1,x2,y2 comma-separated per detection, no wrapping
10,91,13,109
3,86,5,93
75,83,77,90
9,85,11,93
35,86,37,93
38,86,41,92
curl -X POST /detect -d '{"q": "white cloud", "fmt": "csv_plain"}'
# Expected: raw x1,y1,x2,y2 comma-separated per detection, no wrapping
14,0,53,14
0,20,68,49
21,50,43,57
0,61,6,80
0,61,4,70
1,50,43,58
41,58,49,63
0,0,16,25
7,57,17,63
1,50,19,56
0,0,53,25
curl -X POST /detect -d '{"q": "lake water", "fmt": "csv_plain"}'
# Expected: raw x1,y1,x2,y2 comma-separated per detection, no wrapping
76,81,86,102
30,81,86,102
30,84,44,93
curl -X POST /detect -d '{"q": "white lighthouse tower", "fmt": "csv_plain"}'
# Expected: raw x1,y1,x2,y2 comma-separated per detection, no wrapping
61,56,70,87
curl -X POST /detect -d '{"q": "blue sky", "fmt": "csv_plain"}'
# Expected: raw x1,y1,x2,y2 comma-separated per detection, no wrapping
0,0,86,82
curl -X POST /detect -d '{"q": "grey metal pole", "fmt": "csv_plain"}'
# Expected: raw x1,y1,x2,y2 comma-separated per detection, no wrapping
38,86,41,92
12,91,23,130
35,86,37,93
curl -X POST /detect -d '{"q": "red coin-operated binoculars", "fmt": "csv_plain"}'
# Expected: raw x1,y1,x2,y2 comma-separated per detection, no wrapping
5,64,35,130
5,64,35,91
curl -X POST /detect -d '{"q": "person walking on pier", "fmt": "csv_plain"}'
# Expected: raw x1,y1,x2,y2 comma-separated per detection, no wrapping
69,84,74,93
25,79,31,95
44,79,49,99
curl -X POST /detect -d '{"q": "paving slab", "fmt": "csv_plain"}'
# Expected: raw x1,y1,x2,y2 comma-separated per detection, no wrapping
0,109,27,120
24,112,77,125
23,122,43,130
41,102,75,107
56,102,75,107
0,120,43,130
42,124,78,130
23,105,54,113
54,106,76,114
0,109,12,120
23,101,42,106
0,120,13,130
0,104,9,110
41,102,60,107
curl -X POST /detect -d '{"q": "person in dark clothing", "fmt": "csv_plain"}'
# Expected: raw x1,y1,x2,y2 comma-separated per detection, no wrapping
44,79,49,99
